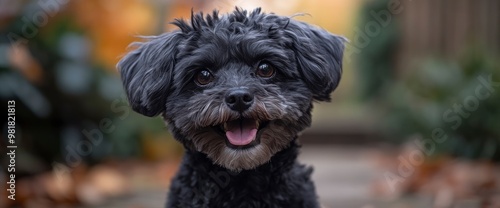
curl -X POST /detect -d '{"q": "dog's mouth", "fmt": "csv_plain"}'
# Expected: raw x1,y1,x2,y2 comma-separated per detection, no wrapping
213,118,269,149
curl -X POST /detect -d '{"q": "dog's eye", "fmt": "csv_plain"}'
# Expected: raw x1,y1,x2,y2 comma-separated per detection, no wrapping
256,62,275,78
195,69,214,85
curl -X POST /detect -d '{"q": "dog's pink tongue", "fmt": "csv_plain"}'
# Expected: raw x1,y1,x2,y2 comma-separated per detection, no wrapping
225,119,257,146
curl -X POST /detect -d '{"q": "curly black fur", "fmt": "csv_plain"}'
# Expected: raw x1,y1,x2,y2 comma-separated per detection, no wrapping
167,142,319,208
117,7,345,208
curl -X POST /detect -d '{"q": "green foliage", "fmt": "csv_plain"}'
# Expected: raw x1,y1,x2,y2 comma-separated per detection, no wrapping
355,0,399,101
384,51,500,161
0,3,173,170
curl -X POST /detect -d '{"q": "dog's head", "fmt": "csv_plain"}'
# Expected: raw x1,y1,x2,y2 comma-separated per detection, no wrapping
118,8,346,171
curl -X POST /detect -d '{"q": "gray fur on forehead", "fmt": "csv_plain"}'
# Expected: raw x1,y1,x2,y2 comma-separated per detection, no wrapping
172,7,288,34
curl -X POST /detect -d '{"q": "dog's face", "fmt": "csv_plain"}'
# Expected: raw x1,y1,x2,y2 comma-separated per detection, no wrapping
118,8,345,171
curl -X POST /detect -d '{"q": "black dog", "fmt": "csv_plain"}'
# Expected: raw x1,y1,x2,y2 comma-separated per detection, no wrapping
118,8,345,208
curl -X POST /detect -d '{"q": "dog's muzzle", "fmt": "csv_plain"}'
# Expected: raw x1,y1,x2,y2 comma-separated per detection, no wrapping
216,88,268,148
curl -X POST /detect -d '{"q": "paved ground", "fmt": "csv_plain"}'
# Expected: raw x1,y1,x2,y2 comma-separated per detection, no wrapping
82,145,481,208
300,145,481,208
299,145,379,207
81,145,382,208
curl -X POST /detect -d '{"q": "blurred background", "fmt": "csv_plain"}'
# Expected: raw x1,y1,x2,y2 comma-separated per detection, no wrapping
1,0,499,207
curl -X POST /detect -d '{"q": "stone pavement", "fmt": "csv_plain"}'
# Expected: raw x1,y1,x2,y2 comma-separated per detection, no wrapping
299,145,481,208
299,145,379,207
82,145,469,208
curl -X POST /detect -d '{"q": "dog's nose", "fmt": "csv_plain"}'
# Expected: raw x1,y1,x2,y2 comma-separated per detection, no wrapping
225,89,254,112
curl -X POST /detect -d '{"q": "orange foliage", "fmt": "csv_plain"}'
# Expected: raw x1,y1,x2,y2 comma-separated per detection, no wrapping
69,0,158,71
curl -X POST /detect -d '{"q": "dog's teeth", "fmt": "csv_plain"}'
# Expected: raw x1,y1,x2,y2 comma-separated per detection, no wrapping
255,120,259,129
223,123,228,132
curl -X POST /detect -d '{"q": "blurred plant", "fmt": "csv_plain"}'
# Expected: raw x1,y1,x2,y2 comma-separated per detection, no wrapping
384,49,500,161
355,0,399,101
0,1,175,177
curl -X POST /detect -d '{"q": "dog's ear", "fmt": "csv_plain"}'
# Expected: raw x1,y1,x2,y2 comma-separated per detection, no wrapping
117,33,183,117
285,20,346,101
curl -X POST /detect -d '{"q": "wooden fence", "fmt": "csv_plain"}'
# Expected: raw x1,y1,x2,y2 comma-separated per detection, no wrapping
396,0,499,72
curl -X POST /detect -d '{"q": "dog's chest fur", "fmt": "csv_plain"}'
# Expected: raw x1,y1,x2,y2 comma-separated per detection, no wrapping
166,142,320,208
